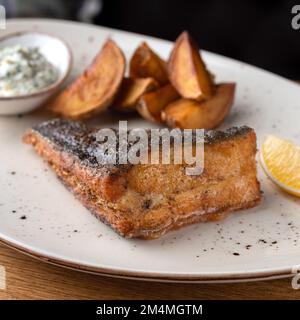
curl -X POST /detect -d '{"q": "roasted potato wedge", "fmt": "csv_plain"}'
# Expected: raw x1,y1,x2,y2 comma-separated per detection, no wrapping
137,84,179,122
168,31,215,101
161,83,235,129
48,39,126,119
113,77,159,112
129,42,168,84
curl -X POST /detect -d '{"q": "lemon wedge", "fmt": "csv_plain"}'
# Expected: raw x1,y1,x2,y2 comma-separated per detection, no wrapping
261,135,300,197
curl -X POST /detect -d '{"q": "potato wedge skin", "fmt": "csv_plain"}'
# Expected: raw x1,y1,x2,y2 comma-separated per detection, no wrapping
49,39,126,120
113,77,159,112
137,84,179,122
162,83,235,129
168,31,215,101
129,42,169,85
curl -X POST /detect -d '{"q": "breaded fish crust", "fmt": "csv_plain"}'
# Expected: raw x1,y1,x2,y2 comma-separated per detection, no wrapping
23,119,261,239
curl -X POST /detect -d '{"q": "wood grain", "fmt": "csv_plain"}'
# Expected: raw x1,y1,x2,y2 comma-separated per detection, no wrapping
0,242,299,300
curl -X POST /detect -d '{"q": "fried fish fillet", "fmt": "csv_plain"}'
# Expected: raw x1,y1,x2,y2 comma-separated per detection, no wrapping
23,119,261,239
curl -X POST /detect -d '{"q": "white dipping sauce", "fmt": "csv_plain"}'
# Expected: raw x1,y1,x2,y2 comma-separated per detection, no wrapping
0,45,59,97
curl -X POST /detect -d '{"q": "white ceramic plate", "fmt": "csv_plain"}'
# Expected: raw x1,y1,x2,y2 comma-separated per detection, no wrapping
1,18,300,283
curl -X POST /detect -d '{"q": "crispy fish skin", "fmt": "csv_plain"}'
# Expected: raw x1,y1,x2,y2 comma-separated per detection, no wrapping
23,119,261,239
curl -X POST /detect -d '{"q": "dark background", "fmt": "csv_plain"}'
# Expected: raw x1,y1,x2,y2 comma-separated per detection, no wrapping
3,0,300,78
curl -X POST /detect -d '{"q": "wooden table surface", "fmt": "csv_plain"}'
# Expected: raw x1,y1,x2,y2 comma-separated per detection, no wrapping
0,242,299,300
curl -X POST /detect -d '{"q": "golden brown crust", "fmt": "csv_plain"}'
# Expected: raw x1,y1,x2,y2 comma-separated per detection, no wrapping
137,84,180,122
23,121,261,239
129,42,169,85
168,31,215,101
113,77,159,112
161,83,235,129
48,39,126,120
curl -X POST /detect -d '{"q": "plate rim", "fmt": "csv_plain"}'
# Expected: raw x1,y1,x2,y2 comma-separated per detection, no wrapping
0,236,297,283
1,18,300,284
